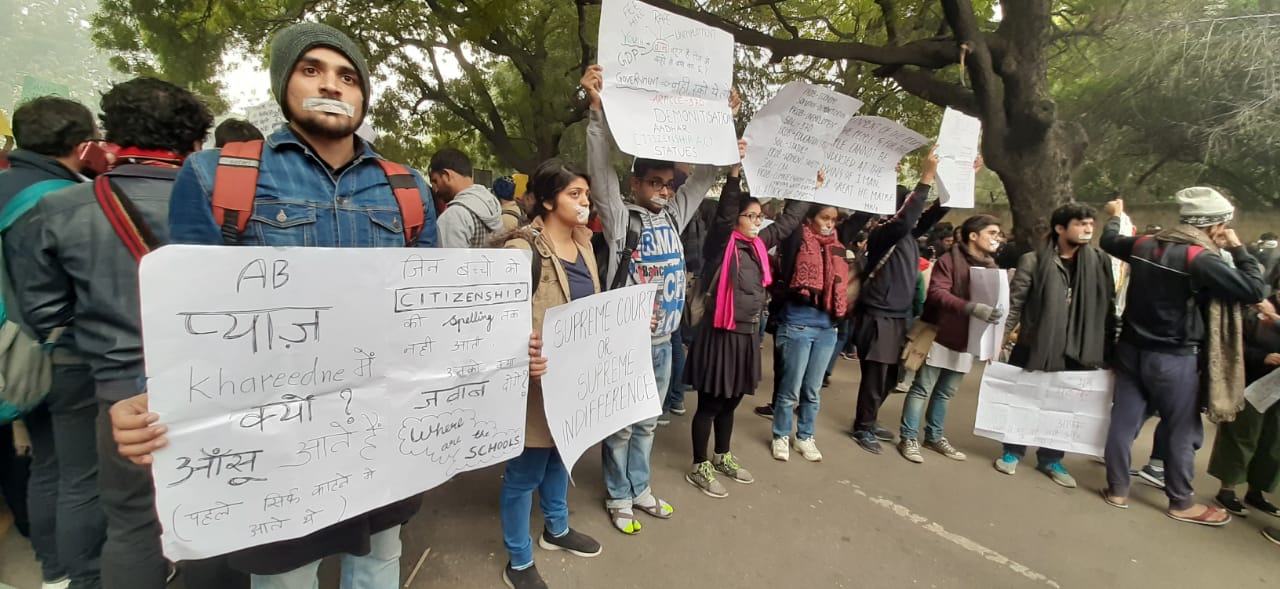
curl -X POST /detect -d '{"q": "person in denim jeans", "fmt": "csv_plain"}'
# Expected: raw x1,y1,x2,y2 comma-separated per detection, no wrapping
770,205,851,463
896,215,1003,464
113,24,440,589
581,65,735,534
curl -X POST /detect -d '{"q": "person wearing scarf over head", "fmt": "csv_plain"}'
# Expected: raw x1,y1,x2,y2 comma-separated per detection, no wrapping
896,214,1003,464
767,185,858,463
683,140,808,497
498,159,604,588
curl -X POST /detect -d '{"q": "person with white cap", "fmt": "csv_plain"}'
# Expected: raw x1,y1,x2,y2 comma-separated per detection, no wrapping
1099,187,1268,527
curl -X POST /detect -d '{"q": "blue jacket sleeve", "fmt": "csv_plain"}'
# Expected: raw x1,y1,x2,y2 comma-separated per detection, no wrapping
167,156,222,245
410,168,438,248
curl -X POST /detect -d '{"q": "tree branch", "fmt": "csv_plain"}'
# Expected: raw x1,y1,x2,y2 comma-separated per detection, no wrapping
883,66,979,115
874,0,900,44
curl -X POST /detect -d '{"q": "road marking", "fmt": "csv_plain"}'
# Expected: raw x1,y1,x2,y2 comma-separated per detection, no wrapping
835,479,1061,588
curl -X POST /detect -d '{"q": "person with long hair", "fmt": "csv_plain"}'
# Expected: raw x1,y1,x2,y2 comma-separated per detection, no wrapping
683,141,807,497
768,198,854,463
498,159,605,588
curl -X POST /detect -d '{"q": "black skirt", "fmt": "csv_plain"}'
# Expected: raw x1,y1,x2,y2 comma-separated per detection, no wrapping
684,327,762,399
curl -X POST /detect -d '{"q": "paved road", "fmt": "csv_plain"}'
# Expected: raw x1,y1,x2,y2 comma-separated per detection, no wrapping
3,356,1277,588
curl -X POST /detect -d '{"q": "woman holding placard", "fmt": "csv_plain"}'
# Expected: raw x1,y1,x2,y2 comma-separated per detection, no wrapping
498,159,604,589
682,139,808,498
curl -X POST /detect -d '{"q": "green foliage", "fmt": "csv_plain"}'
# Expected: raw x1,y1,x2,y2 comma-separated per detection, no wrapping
1,0,118,114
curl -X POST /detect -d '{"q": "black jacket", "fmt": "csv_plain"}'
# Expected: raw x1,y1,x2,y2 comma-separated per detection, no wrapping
858,183,942,318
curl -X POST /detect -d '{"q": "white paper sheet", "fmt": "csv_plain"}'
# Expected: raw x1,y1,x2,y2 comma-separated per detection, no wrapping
934,108,982,208
813,116,928,214
597,0,739,165
140,246,533,560
1246,366,1280,413
741,82,862,199
540,285,662,472
967,267,1010,361
974,363,1114,457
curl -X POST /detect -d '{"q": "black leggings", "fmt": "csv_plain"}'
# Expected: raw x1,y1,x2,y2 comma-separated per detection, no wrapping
692,392,744,463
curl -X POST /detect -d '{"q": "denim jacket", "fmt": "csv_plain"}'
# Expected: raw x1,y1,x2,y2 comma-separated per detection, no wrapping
169,127,438,247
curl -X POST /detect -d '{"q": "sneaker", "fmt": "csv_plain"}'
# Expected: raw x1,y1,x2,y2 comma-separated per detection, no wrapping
850,430,882,454
924,438,967,461
898,438,923,463
503,563,549,589
1246,491,1280,517
686,461,730,497
771,436,790,461
1216,491,1250,517
793,436,823,462
539,527,602,557
872,424,895,442
1263,527,1280,546
822,375,831,388
755,404,775,419
713,452,754,483
42,579,71,589
657,414,671,426
667,401,687,416
994,453,1018,475
1137,464,1166,489
1038,462,1077,488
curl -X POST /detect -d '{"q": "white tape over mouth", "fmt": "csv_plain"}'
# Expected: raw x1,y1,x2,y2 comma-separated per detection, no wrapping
302,97,356,117
575,206,591,223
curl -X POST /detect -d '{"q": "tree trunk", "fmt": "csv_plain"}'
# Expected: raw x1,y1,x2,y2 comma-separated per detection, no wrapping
989,120,1086,248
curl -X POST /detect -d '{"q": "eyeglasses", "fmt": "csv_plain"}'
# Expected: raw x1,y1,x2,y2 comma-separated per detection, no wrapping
739,213,764,222
644,178,677,192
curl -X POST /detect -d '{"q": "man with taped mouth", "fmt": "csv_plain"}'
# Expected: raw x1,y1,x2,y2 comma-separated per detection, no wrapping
109,22,449,589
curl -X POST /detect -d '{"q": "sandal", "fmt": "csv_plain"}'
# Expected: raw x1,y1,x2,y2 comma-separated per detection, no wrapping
1100,489,1128,509
634,496,674,519
607,507,642,535
1166,504,1232,527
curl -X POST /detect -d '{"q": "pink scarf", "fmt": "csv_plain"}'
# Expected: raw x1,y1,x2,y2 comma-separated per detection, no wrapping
714,230,772,330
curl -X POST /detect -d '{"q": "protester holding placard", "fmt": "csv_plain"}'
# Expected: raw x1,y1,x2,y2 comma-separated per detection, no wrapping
498,159,604,588
582,64,736,535
849,150,947,455
768,195,853,463
896,215,1003,464
997,204,1115,488
684,141,807,495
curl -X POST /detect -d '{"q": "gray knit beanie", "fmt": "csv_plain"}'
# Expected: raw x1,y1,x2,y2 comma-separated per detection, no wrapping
1176,186,1234,227
269,23,372,121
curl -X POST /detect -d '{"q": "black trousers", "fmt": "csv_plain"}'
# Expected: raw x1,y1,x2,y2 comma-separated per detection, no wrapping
692,393,744,463
0,422,32,537
853,359,897,432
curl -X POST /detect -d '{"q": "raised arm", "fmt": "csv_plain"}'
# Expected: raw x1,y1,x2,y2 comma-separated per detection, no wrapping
1100,200,1139,261
582,65,627,246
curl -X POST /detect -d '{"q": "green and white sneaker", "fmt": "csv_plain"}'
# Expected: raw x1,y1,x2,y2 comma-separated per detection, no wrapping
713,452,754,484
686,461,729,498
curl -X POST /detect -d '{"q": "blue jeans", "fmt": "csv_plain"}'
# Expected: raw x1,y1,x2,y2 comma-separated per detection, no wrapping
900,364,965,442
772,324,836,440
500,448,570,568
602,340,671,509
825,319,852,377
250,526,402,589
666,326,689,410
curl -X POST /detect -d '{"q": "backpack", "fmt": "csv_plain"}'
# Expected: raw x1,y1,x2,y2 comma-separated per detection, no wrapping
682,266,720,330
0,178,75,423
595,208,649,292
210,140,426,246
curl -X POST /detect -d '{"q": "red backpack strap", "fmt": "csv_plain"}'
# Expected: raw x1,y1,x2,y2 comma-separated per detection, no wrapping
93,176,158,263
211,140,265,244
1187,245,1206,267
375,159,424,246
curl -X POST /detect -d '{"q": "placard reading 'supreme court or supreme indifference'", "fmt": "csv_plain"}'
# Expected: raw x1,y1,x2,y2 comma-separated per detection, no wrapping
140,246,533,560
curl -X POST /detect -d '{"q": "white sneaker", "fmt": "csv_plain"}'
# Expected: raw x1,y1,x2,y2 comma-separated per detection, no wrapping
42,579,71,589
772,436,790,461
792,436,823,462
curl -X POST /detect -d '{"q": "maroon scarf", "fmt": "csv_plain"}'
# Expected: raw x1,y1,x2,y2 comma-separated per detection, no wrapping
789,225,849,319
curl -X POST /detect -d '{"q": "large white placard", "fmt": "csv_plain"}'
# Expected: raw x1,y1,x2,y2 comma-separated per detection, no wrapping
741,82,863,199
973,362,1114,457
140,246,533,560
813,116,929,214
598,0,739,165
967,267,1010,361
540,285,661,472
934,108,982,208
